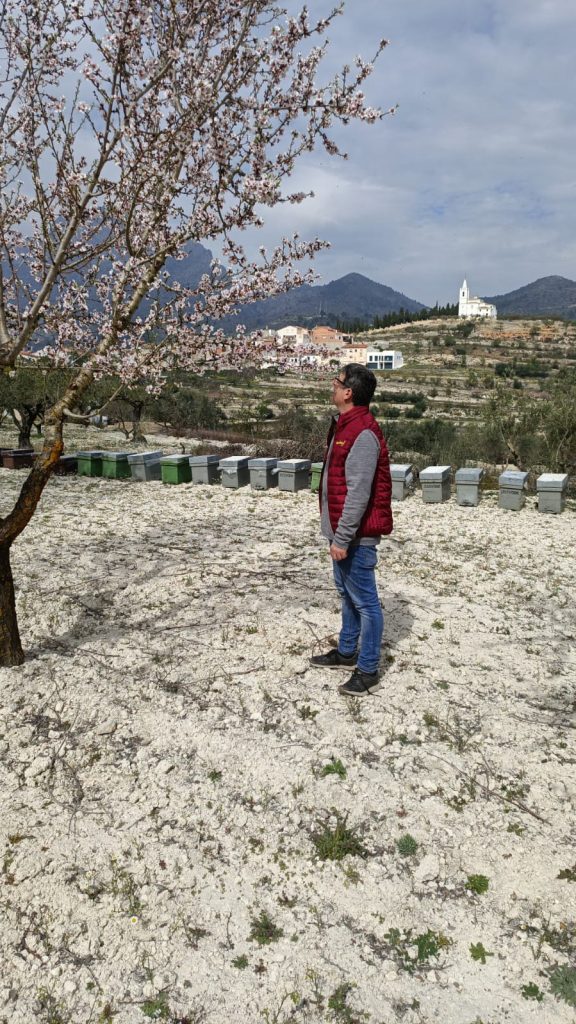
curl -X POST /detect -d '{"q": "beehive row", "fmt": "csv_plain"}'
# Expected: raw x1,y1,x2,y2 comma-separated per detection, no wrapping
0,448,570,513
392,464,569,514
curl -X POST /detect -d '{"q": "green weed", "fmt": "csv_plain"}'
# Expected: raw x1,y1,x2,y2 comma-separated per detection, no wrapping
383,927,452,974
311,814,369,862
549,965,576,1007
396,834,418,857
423,710,478,753
298,705,319,721
470,942,494,964
521,982,545,1002
327,983,368,1023
466,874,489,895
248,910,284,946
320,758,347,780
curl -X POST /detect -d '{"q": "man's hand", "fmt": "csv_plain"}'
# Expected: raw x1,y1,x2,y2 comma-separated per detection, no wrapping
330,543,348,561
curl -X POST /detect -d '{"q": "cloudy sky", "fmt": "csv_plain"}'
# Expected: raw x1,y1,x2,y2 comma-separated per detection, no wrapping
247,0,576,307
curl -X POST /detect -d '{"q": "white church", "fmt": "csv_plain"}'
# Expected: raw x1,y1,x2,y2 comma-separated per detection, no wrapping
458,278,497,319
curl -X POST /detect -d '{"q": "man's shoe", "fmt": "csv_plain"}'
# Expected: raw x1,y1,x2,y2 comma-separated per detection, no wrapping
310,648,357,669
338,668,381,696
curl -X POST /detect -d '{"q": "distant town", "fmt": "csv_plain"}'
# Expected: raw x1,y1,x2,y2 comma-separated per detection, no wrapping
256,278,497,371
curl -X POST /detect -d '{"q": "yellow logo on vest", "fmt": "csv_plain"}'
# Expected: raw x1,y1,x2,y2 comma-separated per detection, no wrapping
335,440,347,446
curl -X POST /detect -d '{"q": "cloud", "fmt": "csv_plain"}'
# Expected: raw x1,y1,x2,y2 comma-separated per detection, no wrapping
246,0,576,305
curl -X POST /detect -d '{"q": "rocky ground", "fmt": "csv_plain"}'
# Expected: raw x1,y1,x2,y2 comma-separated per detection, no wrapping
0,441,575,1024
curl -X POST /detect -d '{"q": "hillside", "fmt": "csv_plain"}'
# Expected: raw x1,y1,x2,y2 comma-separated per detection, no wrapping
215,272,425,331
485,275,576,318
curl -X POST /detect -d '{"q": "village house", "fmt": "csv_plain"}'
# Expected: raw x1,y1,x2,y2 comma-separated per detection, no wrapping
339,342,368,366
275,325,311,345
310,325,350,348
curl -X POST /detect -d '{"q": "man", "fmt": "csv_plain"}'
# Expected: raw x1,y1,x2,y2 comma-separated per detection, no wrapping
311,364,393,696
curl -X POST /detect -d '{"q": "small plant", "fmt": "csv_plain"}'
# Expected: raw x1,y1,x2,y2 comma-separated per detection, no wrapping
470,942,494,964
466,874,490,895
248,910,284,946
97,1005,117,1024
298,705,319,721
312,814,369,862
431,619,445,630
521,982,545,1002
539,919,576,954
423,710,478,753
396,834,418,857
506,823,524,836
327,982,368,1023
383,928,452,974
141,993,171,1019
181,923,209,949
232,954,249,969
320,758,347,780
207,769,222,783
549,964,576,1007
498,773,530,801
557,864,576,882
446,778,477,812
35,988,70,1024
261,991,301,1024
342,863,361,886
108,859,142,916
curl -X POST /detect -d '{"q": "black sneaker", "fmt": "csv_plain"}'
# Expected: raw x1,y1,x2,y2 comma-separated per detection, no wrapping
338,668,381,696
309,648,357,669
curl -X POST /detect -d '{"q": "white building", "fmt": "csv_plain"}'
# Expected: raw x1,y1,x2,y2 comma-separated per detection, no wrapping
458,279,497,319
275,325,311,345
366,350,404,371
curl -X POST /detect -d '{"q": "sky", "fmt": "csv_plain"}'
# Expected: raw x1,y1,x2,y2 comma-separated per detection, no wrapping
243,0,576,307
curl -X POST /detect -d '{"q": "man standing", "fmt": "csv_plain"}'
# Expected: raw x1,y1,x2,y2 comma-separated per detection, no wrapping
311,364,392,696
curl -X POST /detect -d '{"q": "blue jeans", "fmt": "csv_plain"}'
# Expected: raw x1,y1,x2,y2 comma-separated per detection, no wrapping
332,545,383,674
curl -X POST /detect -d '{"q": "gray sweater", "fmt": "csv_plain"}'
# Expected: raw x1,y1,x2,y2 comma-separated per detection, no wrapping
320,427,380,548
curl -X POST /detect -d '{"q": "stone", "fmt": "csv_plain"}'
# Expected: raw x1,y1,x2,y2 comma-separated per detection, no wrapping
25,755,52,778
414,854,440,883
95,719,117,736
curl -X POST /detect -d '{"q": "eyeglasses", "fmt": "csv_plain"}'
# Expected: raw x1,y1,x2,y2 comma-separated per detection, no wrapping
332,377,350,389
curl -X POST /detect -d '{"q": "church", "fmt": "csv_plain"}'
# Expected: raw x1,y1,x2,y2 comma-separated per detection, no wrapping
458,279,497,319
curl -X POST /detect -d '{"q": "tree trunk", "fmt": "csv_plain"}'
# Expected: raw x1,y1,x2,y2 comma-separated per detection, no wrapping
0,544,24,666
17,403,43,449
131,402,147,444
0,426,63,666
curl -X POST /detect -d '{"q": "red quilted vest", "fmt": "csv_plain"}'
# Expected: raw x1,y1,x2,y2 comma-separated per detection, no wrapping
320,405,393,538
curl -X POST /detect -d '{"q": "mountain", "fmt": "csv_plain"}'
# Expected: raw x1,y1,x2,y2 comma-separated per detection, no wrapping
484,276,576,318
163,242,213,288
214,272,425,331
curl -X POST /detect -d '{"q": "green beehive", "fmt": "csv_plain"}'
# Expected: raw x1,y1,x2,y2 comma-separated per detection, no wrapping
101,452,133,479
76,451,104,477
310,462,323,493
160,455,192,485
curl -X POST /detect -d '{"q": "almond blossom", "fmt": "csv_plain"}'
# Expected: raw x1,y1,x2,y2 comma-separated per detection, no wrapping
0,0,391,665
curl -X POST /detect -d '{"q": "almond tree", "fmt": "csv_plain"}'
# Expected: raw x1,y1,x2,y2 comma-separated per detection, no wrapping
0,0,392,665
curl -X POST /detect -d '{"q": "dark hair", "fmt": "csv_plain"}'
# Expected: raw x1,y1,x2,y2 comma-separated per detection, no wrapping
340,363,377,406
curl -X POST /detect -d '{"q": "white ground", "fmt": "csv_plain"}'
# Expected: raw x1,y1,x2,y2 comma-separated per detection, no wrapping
1,442,575,1024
